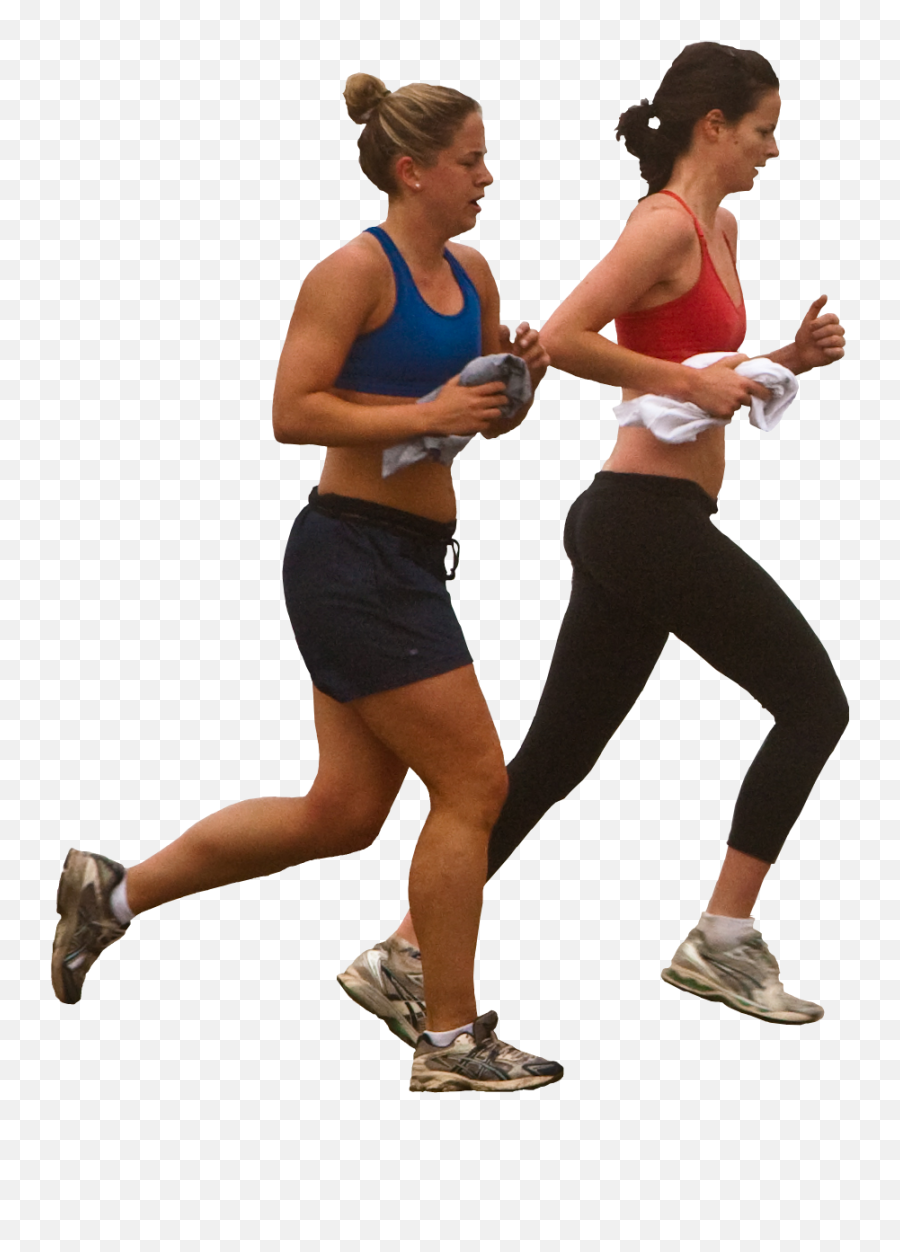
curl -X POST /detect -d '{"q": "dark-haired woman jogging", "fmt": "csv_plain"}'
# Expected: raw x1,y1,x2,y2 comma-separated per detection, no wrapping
51,74,563,1092
345,43,848,1030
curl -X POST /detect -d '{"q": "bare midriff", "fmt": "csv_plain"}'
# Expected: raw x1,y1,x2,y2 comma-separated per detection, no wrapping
601,385,727,500
317,386,458,523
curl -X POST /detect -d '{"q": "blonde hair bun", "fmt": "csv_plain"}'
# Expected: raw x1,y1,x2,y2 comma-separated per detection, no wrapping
345,77,481,194
344,73,391,125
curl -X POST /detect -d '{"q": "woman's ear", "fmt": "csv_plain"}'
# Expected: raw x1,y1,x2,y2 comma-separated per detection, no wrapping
701,108,729,141
394,154,422,192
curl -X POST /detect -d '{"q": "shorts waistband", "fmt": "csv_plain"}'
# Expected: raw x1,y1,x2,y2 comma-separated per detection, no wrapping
308,488,458,543
592,471,718,514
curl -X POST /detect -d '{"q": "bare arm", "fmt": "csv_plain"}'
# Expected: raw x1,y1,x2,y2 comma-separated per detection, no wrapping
541,200,771,418
761,295,846,375
272,244,507,446
272,248,430,445
540,202,702,400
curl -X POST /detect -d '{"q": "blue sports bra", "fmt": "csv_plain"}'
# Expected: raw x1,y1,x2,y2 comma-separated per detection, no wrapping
333,226,482,397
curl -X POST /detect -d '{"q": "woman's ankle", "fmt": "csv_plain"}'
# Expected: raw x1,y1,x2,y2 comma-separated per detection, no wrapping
393,912,419,947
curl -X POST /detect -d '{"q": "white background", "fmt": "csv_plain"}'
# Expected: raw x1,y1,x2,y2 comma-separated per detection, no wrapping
5,2,897,1249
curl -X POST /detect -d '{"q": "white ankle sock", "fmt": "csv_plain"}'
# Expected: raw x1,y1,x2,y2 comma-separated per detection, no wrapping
423,1022,474,1047
699,911,755,949
109,874,134,925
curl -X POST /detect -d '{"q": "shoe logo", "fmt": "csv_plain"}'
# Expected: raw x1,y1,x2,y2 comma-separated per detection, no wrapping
381,964,425,1012
428,1054,508,1081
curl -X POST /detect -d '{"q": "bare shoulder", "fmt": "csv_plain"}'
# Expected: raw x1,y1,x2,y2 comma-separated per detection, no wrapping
302,231,390,294
446,240,493,286
625,195,697,250
717,206,738,248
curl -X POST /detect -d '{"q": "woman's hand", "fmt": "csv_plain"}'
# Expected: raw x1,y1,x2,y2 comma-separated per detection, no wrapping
686,354,773,418
478,321,549,440
500,321,551,389
421,373,509,437
478,322,548,440
792,295,845,371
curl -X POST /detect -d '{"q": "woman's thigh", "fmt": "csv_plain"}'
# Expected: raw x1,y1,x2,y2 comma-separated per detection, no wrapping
351,664,506,808
308,685,409,833
619,518,843,721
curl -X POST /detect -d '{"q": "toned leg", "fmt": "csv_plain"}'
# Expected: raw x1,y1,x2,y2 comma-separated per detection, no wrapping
391,570,668,949
126,687,408,914
352,664,507,1032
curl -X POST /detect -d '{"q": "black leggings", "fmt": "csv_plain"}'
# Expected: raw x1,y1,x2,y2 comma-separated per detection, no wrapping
487,472,849,875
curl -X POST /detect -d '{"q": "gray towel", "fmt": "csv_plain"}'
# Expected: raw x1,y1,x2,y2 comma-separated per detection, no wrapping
381,353,532,478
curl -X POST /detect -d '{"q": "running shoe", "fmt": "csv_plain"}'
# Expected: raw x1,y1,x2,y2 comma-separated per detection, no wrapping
52,849,130,1004
661,925,824,1024
409,1010,564,1092
337,935,426,1047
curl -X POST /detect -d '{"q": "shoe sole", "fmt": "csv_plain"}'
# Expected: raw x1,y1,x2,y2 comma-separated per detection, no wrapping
336,970,421,1048
52,848,88,1005
409,1068,564,1093
661,964,824,1025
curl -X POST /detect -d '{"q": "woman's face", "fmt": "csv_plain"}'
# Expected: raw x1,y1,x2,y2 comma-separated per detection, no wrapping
719,89,781,192
403,111,494,234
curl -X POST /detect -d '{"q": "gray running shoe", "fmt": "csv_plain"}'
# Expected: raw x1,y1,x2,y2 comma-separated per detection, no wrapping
661,925,824,1024
52,849,129,1004
337,935,426,1047
409,1010,564,1092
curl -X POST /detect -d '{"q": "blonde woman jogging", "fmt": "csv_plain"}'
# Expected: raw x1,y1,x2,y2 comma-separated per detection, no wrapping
52,74,562,1093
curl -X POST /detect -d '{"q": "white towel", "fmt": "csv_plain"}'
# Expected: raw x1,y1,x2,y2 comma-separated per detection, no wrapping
613,351,798,445
381,353,532,478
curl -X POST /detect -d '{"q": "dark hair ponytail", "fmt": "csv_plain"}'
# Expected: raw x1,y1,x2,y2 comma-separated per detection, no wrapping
616,43,779,197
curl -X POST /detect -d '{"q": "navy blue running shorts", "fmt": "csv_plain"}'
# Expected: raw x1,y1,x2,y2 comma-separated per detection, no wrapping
282,489,473,703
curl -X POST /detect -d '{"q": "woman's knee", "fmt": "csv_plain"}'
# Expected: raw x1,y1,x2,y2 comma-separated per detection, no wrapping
298,788,389,857
431,759,509,831
776,671,850,752
821,681,850,747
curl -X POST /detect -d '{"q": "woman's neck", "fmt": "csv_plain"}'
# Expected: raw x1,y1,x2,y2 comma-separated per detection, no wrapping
664,163,728,234
381,204,452,274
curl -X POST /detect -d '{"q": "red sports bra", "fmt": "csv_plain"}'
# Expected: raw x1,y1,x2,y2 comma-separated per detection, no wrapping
614,190,746,363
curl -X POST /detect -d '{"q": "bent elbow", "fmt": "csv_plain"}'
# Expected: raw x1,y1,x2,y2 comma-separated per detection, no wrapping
272,396,306,444
541,328,571,372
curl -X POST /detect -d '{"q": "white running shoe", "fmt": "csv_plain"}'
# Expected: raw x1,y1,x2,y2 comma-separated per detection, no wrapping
337,935,426,1047
409,1010,564,1092
661,925,824,1024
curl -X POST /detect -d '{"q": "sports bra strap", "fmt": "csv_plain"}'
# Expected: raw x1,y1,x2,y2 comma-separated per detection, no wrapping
366,224,469,289
659,189,738,265
443,247,472,286
658,189,706,242
366,225,416,290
